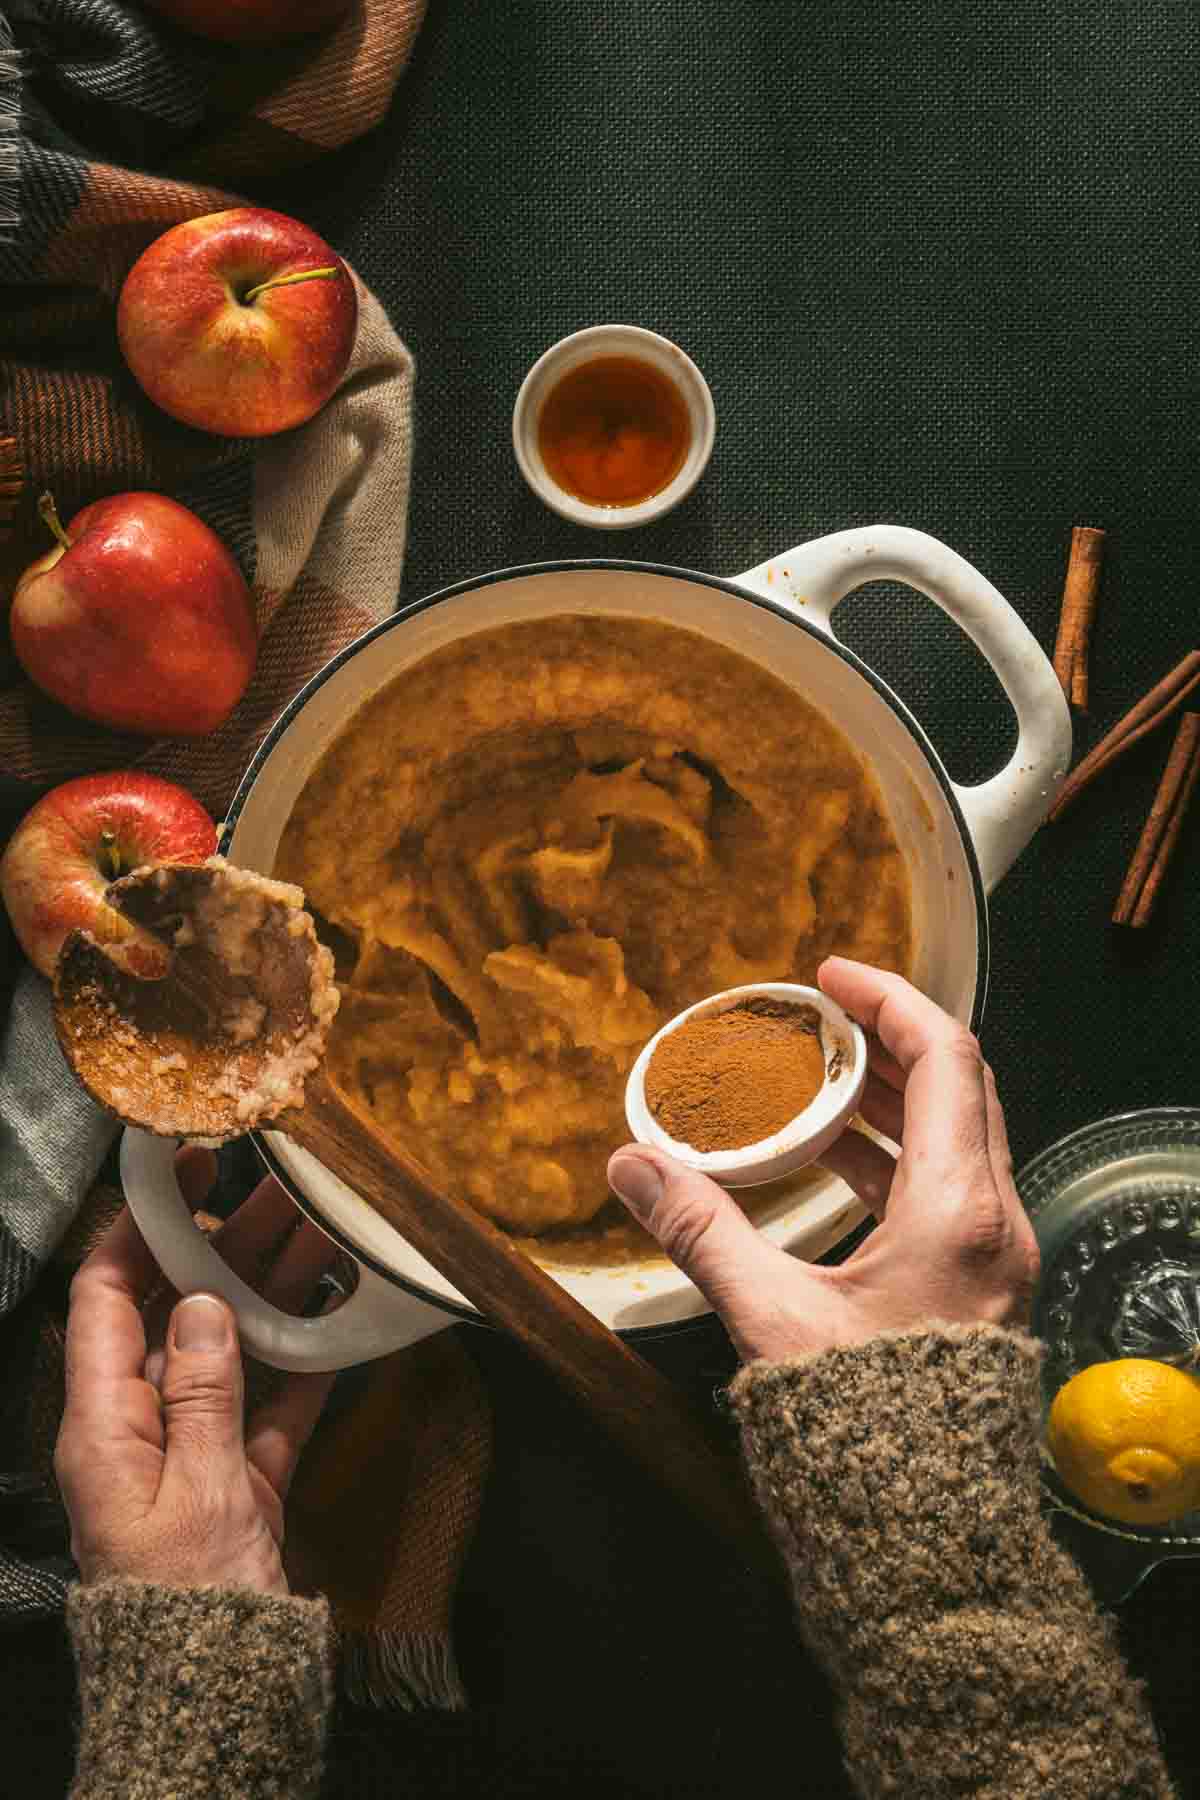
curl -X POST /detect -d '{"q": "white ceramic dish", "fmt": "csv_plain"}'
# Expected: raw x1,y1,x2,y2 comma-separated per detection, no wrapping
624,983,867,1187
121,526,1072,1371
511,324,716,528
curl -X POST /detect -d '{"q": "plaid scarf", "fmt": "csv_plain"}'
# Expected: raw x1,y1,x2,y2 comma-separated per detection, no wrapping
0,0,425,815
0,1,492,1717
0,0,425,1313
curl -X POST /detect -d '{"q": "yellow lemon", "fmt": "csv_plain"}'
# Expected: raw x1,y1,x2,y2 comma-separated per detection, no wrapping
1047,1358,1200,1526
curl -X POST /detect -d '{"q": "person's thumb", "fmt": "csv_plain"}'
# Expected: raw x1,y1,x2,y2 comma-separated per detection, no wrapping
159,1293,246,1488
607,1146,780,1326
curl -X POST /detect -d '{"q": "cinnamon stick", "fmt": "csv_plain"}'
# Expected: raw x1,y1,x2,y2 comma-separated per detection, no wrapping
1112,713,1200,927
1045,649,1200,823
1052,526,1106,710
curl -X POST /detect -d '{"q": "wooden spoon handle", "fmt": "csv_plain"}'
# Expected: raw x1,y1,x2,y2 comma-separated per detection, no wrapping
289,1075,775,1576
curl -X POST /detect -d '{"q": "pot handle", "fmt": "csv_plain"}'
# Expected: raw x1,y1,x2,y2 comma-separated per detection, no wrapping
733,525,1071,892
119,1128,450,1373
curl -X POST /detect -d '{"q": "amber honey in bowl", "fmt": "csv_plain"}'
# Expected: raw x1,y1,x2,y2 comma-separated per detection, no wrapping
537,354,691,508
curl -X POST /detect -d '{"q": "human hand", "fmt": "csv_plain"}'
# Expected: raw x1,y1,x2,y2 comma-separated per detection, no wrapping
55,1150,338,1594
607,957,1039,1363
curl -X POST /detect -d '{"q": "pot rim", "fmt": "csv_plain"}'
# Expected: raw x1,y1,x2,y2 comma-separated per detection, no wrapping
222,556,989,1338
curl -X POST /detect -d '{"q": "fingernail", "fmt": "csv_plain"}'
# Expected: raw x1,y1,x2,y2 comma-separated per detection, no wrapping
173,1294,232,1351
144,1347,165,1391
608,1153,664,1219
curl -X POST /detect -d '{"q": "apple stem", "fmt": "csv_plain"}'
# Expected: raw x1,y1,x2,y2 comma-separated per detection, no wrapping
38,491,73,551
99,829,122,880
241,266,342,305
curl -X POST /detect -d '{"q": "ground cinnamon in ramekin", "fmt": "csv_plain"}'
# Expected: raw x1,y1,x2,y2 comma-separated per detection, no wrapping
644,997,827,1152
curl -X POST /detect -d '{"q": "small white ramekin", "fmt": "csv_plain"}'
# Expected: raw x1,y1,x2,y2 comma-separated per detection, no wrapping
624,983,868,1188
512,324,716,529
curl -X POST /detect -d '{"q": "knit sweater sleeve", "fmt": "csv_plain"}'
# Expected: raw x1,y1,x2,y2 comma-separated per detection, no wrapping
66,1579,333,1799
730,1323,1174,1800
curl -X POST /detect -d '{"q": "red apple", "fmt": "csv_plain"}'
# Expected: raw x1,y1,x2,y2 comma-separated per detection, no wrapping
142,0,352,43
0,772,216,980
117,208,358,438
11,490,257,737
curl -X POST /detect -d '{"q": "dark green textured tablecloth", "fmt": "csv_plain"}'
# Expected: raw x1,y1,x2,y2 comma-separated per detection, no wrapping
9,4,1200,1796
275,0,1200,1178
268,10,1200,1792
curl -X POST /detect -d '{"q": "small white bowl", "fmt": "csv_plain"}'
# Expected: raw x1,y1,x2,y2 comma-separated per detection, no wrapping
624,983,868,1189
512,324,716,529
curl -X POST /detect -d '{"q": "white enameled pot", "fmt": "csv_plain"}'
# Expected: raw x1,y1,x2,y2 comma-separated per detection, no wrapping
121,527,1071,1371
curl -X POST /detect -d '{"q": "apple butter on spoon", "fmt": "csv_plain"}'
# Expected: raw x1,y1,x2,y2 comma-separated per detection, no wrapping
51,858,775,1575
54,859,339,1141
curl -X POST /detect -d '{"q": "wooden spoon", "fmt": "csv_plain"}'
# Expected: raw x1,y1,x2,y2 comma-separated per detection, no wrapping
53,860,773,1574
